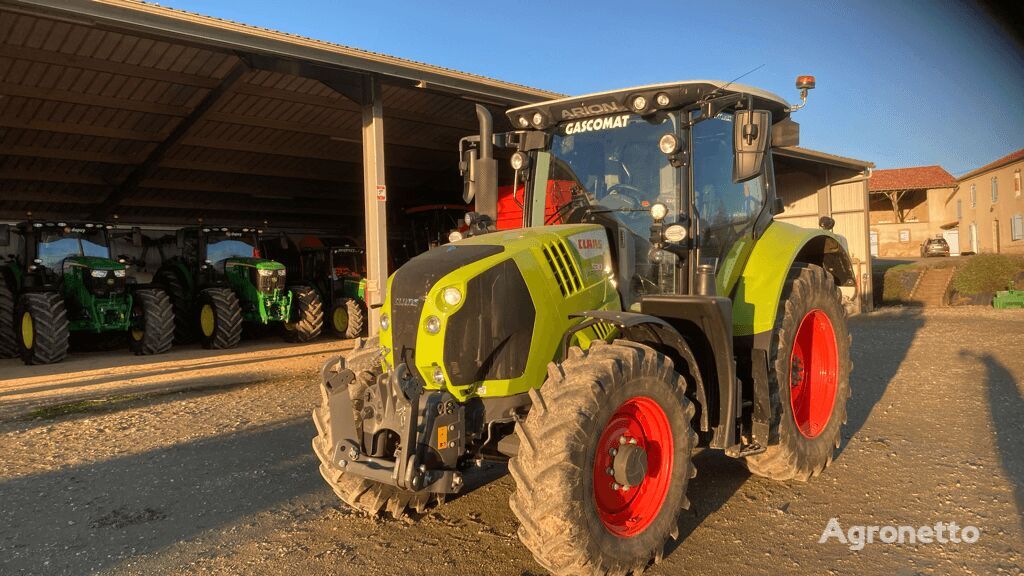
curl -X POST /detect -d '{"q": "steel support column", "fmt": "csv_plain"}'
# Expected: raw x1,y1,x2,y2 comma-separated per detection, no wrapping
361,76,388,336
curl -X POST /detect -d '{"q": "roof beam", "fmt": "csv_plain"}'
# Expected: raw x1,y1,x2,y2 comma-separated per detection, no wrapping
0,115,168,142
0,144,141,164
0,170,109,185
0,43,222,89
0,81,192,116
89,61,250,219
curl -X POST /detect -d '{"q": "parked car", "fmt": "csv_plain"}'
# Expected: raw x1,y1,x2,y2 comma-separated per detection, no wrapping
921,237,951,257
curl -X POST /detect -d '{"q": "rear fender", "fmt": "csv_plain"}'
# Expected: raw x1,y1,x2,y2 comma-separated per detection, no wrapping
731,221,854,337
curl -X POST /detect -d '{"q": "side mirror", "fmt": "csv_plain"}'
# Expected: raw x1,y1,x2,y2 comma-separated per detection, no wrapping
819,216,836,231
0,224,9,247
733,110,772,183
131,227,143,248
175,229,185,249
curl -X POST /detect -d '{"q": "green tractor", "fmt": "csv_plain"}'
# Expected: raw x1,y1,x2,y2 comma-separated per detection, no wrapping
0,221,174,365
294,239,368,339
154,226,323,349
313,78,855,574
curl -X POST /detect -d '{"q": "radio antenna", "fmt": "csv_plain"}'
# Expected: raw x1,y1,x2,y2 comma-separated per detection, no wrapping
703,63,766,101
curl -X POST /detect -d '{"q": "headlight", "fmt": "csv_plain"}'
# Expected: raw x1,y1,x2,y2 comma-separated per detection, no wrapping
380,313,390,331
650,202,669,222
424,315,441,335
658,133,680,155
258,269,274,276
90,270,107,278
510,151,529,171
448,230,463,243
664,224,688,243
113,269,126,278
442,287,462,307
277,269,286,276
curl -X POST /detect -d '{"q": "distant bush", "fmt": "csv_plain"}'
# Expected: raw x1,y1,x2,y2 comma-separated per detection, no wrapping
881,264,921,305
951,254,1024,296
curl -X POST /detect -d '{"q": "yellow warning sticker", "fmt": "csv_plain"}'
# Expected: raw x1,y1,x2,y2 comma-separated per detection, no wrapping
437,425,448,450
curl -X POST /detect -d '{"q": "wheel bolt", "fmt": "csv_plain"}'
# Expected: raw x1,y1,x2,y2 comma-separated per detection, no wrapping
609,448,617,456
606,467,614,476
611,482,621,491
628,438,638,445
619,436,627,445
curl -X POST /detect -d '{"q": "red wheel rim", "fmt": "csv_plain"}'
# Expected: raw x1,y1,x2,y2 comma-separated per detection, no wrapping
592,396,673,537
789,309,839,438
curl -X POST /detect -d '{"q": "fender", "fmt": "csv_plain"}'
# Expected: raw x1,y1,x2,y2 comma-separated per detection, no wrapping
731,220,855,337
567,303,737,451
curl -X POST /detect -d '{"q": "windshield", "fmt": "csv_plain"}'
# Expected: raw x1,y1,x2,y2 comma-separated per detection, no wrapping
36,226,109,269
205,232,257,264
532,112,680,306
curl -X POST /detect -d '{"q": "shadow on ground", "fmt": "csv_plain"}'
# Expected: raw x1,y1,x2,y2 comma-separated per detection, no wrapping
962,350,1024,524
0,416,325,575
840,308,925,454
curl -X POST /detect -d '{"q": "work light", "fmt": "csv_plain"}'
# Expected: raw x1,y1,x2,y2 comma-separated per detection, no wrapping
658,133,680,155
655,92,671,107
258,269,274,276
664,224,687,243
510,151,529,171
650,202,669,222
448,230,463,243
443,287,462,307
630,95,647,112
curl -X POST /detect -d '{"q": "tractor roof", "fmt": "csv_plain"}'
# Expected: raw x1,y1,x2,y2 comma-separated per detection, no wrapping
507,80,790,127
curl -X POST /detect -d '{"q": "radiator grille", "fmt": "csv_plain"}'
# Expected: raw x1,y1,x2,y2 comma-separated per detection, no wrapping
542,239,583,297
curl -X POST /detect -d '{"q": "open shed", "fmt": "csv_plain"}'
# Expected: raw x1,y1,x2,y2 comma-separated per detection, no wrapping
0,0,559,328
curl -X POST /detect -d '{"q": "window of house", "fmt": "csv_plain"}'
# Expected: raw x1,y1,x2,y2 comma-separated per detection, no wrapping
956,199,962,219
1015,169,1021,197
991,176,998,203
1013,214,1024,242
899,229,910,243
970,184,976,207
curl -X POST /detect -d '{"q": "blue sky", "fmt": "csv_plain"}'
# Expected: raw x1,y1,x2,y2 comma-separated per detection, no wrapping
163,0,1023,175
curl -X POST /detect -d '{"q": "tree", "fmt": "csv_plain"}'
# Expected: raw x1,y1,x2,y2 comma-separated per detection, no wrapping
881,189,910,223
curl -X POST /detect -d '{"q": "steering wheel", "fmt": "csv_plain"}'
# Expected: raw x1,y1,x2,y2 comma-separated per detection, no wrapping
604,183,645,210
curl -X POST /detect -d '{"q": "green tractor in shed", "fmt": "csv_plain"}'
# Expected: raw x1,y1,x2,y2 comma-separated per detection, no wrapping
313,77,855,574
154,226,323,349
0,221,174,365
295,239,367,339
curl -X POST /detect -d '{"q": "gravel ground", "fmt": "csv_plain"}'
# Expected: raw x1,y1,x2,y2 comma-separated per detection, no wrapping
1,307,1021,575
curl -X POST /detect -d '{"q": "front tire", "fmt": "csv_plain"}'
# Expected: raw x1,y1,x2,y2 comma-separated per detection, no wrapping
129,288,175,355
744,264,852,482
328,297,365,339
282,286,324,343
154,269,194,344
15,292,70,365
196,288,242,350
510,341,697,576
312,337,442,518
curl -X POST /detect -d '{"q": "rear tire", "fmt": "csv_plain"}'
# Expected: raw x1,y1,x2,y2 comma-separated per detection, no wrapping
282,286,323,343
329,297,365,339
312,337,441,518
744,264,852,482
196,288,242,350
15,292,70,365
0,281,16,359
154,269,194,344
510,341,697,576
129,288,175,355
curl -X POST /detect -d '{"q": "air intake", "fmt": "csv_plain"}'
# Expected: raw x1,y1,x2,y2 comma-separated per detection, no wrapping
542,239,583,297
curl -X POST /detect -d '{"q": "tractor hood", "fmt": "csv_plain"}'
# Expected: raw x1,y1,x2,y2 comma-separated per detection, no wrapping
222,257,284,270
63,255,124,271
380,224,620,401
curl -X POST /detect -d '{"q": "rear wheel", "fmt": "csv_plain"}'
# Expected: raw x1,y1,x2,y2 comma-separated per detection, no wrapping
744,264,852,481
0,281,16,359
154,269,194,344
510,341,697,575
312,337,442,517
129,288,175,355
282,286,324,343
15,292,70,365
329,297,365,339
196,288,242,350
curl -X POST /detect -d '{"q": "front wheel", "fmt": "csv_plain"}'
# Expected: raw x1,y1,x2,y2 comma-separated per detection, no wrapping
197,288,242,350
744,264,852,481
0,281,16,359
15,292,70,365
328,297,365,339
510,341,697,575
282,286,324,343
129,288,175,355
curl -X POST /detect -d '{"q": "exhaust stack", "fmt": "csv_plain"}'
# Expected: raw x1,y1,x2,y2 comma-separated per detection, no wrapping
463,104,498,220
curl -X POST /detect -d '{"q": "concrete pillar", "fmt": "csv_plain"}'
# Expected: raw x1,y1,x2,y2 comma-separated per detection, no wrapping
361,76,387,336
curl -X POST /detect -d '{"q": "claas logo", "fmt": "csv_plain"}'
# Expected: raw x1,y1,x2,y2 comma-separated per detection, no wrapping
577,238,603,250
